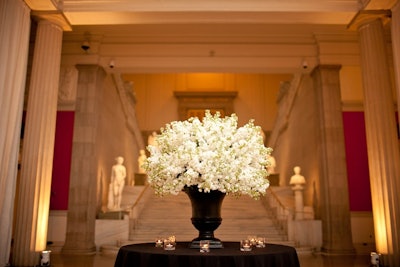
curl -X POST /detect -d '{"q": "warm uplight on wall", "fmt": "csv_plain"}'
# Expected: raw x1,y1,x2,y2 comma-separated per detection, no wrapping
374,214,389,254
185,73,224,90
34,174,52,252
35,209,49,251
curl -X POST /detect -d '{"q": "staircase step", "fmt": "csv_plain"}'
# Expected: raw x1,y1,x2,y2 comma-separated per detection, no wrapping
129,190,288,243
101,186,314,256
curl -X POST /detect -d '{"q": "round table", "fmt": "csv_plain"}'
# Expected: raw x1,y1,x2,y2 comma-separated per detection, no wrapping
114,242,300,267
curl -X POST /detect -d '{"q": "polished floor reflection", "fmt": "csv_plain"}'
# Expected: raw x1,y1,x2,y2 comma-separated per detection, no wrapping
298,253,371,267
48,252,372,267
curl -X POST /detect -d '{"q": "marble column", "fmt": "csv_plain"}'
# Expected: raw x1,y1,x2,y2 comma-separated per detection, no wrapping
356,15,400,266
62,65,106,255
311,65,355,254
12,20,63,266
0,0,30,265
392,3,400,127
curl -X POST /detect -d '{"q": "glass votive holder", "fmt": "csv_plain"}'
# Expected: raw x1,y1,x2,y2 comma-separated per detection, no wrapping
155,238,164,248
256,237,266,248
240,239,252,251
163,239,176,251
168,235,176,243
247,235,257,247
199,240,210,253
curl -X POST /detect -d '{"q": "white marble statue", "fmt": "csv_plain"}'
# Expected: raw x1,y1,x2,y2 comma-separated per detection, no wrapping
138,149,147,174
147,131,158,147
267,155,276,174
108,156,127,210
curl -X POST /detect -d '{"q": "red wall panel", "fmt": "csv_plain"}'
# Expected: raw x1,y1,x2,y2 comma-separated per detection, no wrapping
343,112,372,211
50,111,372,211
50,111,74,210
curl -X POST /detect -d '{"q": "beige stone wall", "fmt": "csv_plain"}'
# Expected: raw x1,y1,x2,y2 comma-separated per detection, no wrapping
96,75,139,211
122,70,370,219
270,75,321,217
122,71,363,218
340,66,364,104
122,73,293,133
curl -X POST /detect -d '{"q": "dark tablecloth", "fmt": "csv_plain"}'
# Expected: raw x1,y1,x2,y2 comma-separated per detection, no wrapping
114,242,300,267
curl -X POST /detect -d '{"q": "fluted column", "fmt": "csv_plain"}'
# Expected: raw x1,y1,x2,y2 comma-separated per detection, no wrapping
0,0,30,265
62,65,106,255
356,14,400,266
392,3,400,127
311,65,355,254
12,20,63,266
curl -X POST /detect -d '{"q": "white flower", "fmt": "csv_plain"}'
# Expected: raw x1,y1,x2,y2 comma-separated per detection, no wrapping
143,110,272,199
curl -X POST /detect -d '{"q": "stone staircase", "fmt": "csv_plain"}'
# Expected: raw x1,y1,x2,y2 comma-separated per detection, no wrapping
100,186,315,255
128,189,293,246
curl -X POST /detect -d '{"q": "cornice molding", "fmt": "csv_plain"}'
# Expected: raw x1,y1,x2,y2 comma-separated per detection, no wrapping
347,10,392,30
24,0,57,11
31,11,72,31
363,0,399,10
61,0,359,12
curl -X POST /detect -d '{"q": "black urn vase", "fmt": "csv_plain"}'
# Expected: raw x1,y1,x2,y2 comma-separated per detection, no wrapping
183,186,226,249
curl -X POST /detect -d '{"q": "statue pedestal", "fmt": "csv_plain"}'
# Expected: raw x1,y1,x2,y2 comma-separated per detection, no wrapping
290,183,305,221
97,211,128,220
134,173,147,185
293,189,304,220
95,213,129,250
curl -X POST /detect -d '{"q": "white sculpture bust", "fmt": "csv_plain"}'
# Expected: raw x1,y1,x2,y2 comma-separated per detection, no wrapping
289,166,306,189
290,166,306,220
138,149,147,174
148,131,158,147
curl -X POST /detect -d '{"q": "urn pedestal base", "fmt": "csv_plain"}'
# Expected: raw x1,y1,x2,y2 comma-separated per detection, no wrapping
184,186,226,249
189,217,223,248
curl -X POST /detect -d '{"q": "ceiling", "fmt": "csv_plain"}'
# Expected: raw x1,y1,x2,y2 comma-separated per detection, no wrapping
25,0,397,73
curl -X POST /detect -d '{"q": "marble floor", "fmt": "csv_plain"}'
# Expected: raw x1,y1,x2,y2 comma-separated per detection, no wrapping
48,252,372,267
46,187,374,267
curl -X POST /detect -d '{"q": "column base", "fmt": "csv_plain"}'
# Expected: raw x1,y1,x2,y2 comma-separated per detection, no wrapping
61,246,96,255
321,246,356,255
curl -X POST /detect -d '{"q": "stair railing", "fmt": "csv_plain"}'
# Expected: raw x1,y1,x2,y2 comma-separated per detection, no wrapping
263,188,294,236
128,185,151,232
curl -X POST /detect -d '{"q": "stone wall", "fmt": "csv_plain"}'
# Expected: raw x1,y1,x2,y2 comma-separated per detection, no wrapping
96,74,140,212
269,74,321,217
270,67,356,253
62,66,143,254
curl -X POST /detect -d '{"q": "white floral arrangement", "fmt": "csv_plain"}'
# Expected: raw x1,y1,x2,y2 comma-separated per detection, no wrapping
143,110,272,199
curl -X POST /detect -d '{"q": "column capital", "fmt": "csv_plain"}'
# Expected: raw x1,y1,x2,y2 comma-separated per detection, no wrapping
348,10,391,31
394,1,400,12
362,0,398,10
31,11,72,31
24,0,58,10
